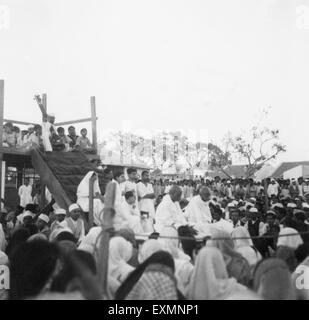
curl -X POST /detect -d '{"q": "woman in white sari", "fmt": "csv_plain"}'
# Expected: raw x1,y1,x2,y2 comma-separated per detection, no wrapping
231,226,262,267
77,171,104,226
188,247,248,300
108,236,135,297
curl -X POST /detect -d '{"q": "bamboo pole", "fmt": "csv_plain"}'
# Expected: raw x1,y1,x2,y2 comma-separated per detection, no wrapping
90,96,98,152
89,175,95,228
97,181,116,298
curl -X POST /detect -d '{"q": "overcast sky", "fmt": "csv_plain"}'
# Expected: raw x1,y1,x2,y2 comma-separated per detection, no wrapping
1,0,309,164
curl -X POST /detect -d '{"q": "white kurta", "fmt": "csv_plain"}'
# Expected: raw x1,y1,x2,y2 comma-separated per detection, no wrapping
155,194,187,233
77,171,104,226
137,182,155,219
18,185,33,208
184,195,212,236
212,219,234,234
123,180,138,207
41,121,53,152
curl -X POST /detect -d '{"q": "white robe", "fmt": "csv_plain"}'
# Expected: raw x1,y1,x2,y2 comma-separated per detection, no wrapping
137,182,155,219
155,194,187,233
184,195,212,236
41,121,53,152
18,185,33,208
77,171,104,226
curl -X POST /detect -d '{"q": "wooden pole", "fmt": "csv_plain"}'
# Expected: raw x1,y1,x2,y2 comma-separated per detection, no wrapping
42,93,47,113
89,175,95,228
90,96,98,152
97,181,116,298
0,81,4,204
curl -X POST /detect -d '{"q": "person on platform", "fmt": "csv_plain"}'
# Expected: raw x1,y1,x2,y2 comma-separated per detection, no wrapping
60,204,85,242
75,128,93,152
137,171,156,221
57,127,72,152
155,186,187,233
184,186,212,236
77,171,104,226
18,179,33,208
67,126,79,148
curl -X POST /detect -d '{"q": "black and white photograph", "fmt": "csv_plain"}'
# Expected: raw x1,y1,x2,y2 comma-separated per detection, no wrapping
1,0,309,305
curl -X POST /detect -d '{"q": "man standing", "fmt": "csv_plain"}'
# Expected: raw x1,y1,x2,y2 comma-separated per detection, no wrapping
289,179,299,199
124,168,138,206
137,171,156,221
18,179,33,208
155,185,187,233
267,179,279,198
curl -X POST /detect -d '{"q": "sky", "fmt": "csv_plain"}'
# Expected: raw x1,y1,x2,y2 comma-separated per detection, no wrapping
1,0,309,164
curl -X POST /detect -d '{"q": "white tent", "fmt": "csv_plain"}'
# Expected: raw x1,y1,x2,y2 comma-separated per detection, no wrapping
283,165,309,180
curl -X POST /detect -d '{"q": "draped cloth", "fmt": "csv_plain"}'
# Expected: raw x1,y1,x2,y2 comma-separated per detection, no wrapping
108,237,134,297
155,194,187,233
184,195,212,236
188,247,247,300
277,227,303,250
77,171,104,226
231,226,262,266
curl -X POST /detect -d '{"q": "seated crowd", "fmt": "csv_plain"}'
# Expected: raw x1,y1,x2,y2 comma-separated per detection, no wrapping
1,170,309,300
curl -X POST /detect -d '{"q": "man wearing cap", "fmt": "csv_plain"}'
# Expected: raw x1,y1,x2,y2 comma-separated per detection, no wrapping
246,179,258,199
50,208,67,234
222,180,234,199
37,214,50,238
60,204,85,242
302,203,309,225
267,179,279,198
18,178,33,208
245,207,265,237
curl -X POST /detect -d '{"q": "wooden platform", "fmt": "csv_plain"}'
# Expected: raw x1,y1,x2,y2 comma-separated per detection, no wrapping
0,146,32,168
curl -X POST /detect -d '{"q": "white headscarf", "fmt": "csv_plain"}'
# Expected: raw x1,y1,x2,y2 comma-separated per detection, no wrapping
277,228,303,250
188,247,246,300
77,171,101,198
108,236,134,285
231,226,261,266
138,239,166,263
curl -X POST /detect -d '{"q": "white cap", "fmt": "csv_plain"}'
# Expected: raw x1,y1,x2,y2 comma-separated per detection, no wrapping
227,180,231,183
55,208,66,215
272,203,284,209
69,203,80,213
48,113,55,117
23,211,34,219
38,214,49,224
302,203,309,209
249,207,258,213
249,197,256,203
227,203,235,208
287,203,297,208
232,200,239,206
28,125,35,129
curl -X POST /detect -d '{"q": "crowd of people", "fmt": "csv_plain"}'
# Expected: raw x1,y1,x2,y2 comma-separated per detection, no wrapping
2,121,94,153
1,168,309,300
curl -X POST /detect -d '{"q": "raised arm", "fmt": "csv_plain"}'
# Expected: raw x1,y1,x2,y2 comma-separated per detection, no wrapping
34,95,48,120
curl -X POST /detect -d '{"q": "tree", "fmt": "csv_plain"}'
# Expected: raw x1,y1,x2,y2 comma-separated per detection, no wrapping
231,127,286,178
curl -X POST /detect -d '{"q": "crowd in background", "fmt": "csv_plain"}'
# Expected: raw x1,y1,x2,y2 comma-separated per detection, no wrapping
1,167,309,300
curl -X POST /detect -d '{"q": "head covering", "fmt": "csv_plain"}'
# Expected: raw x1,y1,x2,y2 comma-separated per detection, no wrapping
54,208,66,215
69,204,80,212
231,227,261,266
287,203,297,208
49,226,73,242
188,247,246,300
27,233,48,242
302,202,309,209
272,203,284,209
249,207,258,213
78,226,101,256
275,246,298,272
227,203,235,208
77,171,101,198
116,251,175,300
138,239,166,263
108,237,134,294
276,228,303,250
22,211,34,220
48,113,55,117
266,210,277,217
253,258,296,300
125,266,177,300
38,214,49,224
207,229,250,285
